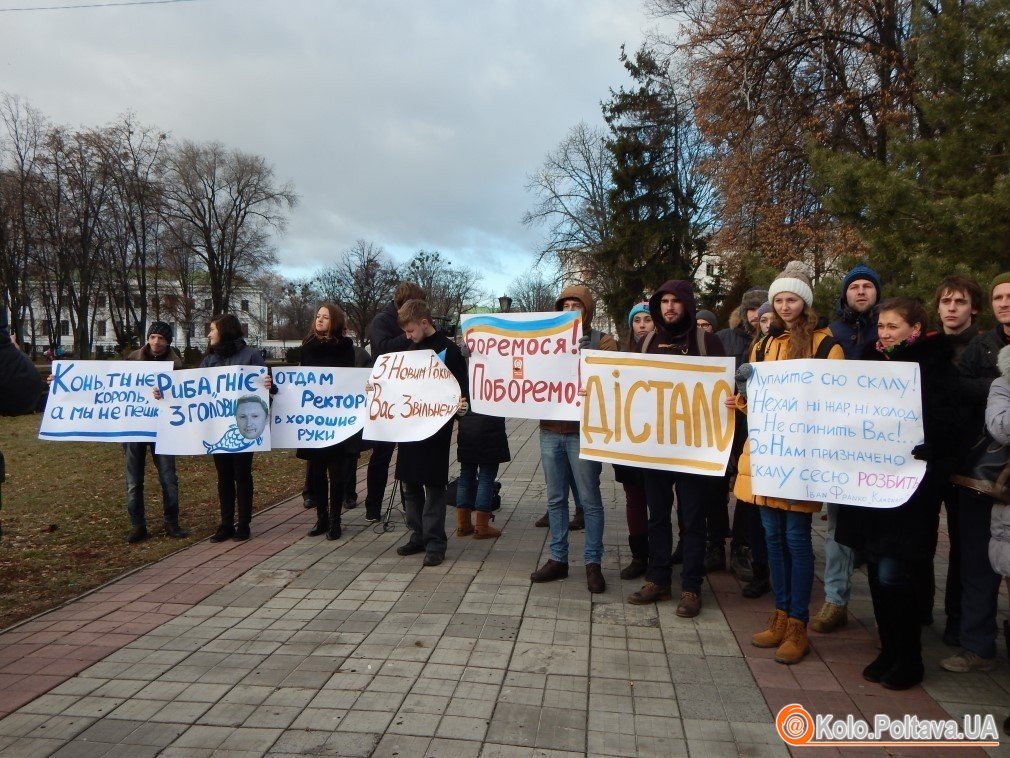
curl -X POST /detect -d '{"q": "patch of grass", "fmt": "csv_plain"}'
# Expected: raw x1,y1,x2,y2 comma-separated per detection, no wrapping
0,413,311,629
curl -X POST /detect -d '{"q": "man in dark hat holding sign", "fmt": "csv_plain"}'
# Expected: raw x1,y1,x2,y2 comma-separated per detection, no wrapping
123,322,189,543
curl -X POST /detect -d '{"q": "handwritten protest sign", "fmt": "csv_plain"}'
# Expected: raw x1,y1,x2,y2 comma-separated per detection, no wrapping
746,360,926,508
38,360,171,442
270,367,370,449
461,311,582,421
154,366,271,455
578,351,736,475
363,349,461,442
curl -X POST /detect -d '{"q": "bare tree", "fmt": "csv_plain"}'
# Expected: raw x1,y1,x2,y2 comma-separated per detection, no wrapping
403,249,485,331
506,267,557,313
523,122,614,263
314,239,399,346
159,140,296,315
0,95,46,346
97,113,168,347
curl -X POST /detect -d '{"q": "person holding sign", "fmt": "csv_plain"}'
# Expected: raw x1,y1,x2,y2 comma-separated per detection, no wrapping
833,297,966,689
296,303,356,540
393,299,468,567
123,322,188,544
626,280,725,617
615,302,653,580
190,314,272,542
531,285,616,594
364,281,425,523
731,261,843,664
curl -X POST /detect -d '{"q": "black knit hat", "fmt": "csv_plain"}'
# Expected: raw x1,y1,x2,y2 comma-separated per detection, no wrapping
148,321,173,344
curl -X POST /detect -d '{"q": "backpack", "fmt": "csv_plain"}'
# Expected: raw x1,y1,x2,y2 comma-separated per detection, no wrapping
639,327,709,356
755,333,839,362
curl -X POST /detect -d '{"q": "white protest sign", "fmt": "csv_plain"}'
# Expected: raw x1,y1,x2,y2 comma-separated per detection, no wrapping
363,349,461,442
746,359,926,508
153,365,271,455
38,360,171,443
270,367,370,448
461,311,582,421
579,351,736,475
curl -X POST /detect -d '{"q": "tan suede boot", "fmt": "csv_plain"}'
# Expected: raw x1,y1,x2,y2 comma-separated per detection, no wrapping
456,507,474,537
473,511,500,540
751,609,789,648
774,617,810,665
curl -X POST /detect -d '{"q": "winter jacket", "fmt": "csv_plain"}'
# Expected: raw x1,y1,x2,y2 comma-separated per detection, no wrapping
457,411,510,465
540,284,618,435
0,325,43,416
368,301,411,357
295,335,356,462
986,347,1010,577
199,338,265,369
127,343,184,369
732,327,843,513
959,326,1009,434
947,325,981,367
835,335,969,562
643,280,725,359
828,295,878,360
394,330,468,485
716,324,754,369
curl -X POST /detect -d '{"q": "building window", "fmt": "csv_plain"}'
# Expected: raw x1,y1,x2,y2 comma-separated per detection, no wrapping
203,299,212,310
113,294,125,308
96,294,107,308
151,295,160,308
706,262,718,277
187,323,196,338
95,320,107,337
133,295,144,308
60,320,70,337
241,299,250,312
240,321,248,336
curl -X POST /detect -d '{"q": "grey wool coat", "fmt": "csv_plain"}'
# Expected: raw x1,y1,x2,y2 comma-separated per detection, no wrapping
986,345,1010,578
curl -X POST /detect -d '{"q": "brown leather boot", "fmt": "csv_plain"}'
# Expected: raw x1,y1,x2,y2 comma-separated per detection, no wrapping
752,609,789,648
530,559,568,583
775,617,810,665
473,511,500,540
534,512,550,528
586,563,605,594
627,581,672,605
456,507,474,537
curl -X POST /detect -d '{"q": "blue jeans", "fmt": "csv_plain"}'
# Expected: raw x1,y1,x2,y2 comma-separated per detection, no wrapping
539,429,604,564
457,462,500,513
124,442,179,527
760,507,814,623
823,503,854,606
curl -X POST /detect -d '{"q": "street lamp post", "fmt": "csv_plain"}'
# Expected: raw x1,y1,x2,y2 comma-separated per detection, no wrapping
498,295,513,313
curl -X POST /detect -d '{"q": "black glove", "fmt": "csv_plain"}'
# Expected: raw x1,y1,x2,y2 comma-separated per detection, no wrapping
577,334,591,352
735,363,754,398
911,443,932,462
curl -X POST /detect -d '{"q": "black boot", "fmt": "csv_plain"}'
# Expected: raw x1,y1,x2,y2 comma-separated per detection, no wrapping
308,501,328,536
863,564,896,683
164,521,190,539
742,562,771,598
210,524,234,542
879,578,924,690
620,534,649,580
326,503,342,540
704,541,726,572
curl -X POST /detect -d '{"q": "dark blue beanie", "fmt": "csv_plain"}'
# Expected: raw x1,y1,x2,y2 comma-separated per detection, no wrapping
841,264,881,297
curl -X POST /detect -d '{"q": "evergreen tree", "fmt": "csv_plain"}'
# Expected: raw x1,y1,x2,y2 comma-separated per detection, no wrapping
811,0,1010,298
596,47,712,322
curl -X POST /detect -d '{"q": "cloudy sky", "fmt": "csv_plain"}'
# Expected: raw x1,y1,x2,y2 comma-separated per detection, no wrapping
0,0,666,300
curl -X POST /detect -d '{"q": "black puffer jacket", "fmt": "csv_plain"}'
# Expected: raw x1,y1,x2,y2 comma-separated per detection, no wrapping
457,411,510,465
0,336,42,416
836,334,969,562
295,335,356,462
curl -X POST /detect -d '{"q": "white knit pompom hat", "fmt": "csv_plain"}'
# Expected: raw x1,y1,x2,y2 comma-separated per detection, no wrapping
767,261,814,308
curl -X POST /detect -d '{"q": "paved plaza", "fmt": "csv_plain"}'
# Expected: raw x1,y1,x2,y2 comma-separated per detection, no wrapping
0,418,1008,756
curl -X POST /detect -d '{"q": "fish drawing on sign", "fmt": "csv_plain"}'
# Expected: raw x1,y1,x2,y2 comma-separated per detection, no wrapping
203,425,263,454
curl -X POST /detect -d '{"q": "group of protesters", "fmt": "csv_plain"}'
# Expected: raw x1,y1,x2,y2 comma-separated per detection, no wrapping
21,259,1010,695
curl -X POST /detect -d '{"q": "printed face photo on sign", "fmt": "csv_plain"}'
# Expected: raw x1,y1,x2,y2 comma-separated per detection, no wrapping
235,396,269,440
